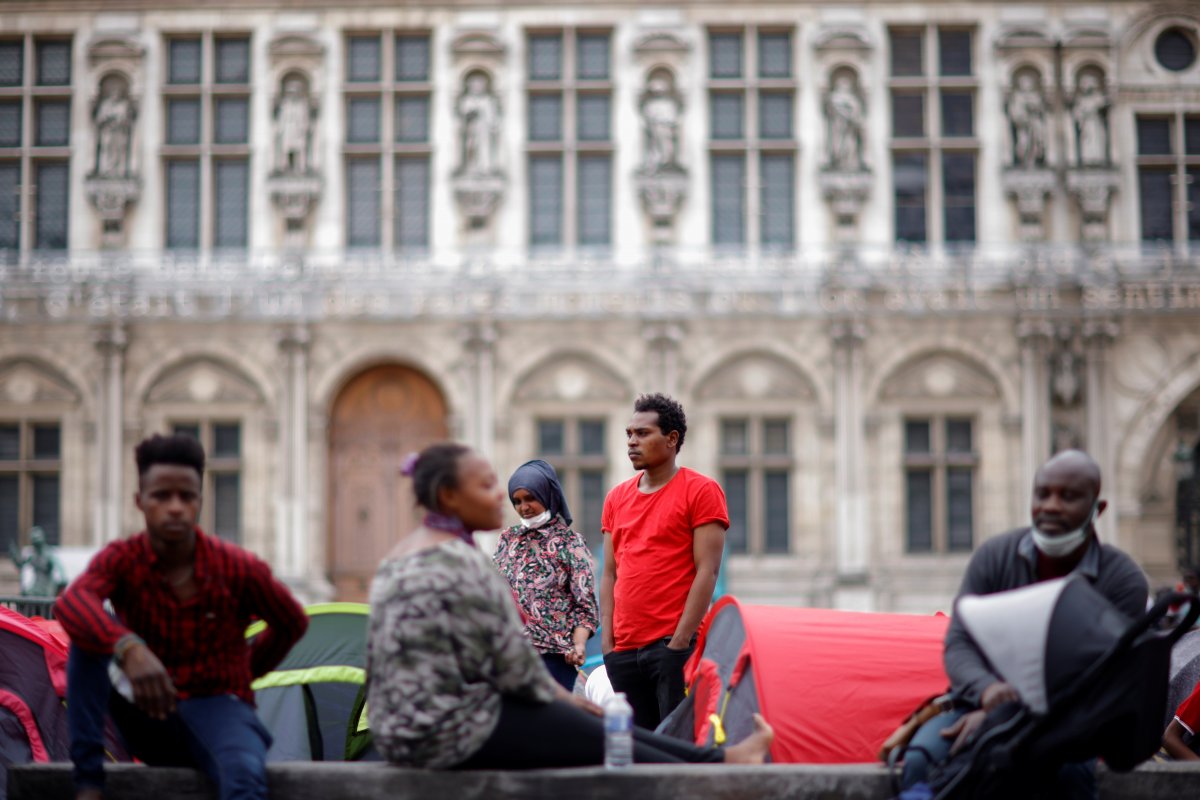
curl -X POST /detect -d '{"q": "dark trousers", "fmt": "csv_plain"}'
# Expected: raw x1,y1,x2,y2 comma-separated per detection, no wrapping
456,696,722,768
540,653,578,692
67,644,273,800
900,709,1097,800
603,637,694,730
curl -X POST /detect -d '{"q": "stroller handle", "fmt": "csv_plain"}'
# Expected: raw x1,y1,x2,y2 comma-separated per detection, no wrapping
1117,591,1200,650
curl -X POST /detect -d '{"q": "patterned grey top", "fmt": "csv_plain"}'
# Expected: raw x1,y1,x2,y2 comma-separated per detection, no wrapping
366,538,558,767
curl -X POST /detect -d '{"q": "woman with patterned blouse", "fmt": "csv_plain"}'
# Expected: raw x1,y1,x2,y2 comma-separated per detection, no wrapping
494,459,599,691
366,442,774,768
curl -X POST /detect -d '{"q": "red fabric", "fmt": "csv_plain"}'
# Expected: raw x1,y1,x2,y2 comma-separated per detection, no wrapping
0,606,68,697
690,658,722,745
0,689,48,762
55,528,308,704
698,600,949,763
1175,680,1200,735
602,468,729,650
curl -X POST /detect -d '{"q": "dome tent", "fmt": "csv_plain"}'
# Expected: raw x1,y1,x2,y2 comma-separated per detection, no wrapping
659,597,950,763
246,603,377,762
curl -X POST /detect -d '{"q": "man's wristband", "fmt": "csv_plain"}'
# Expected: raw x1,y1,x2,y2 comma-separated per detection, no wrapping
113,633,145,666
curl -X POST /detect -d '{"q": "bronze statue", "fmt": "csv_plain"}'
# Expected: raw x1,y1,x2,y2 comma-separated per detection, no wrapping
8,526,67,597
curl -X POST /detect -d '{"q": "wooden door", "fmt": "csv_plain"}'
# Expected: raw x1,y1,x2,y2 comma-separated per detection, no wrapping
327,365,448,600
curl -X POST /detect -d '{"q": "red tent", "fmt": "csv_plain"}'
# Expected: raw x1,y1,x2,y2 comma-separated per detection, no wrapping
659,596,949,763
0,606,70,798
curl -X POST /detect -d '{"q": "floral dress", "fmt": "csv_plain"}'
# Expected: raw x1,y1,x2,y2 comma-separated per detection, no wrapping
366,539,557,767
493,517,600,656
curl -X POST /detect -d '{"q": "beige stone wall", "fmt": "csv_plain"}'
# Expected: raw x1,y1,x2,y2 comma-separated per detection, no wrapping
0,1,1198,610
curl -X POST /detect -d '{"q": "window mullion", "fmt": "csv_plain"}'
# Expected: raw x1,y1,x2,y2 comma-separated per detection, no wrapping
380,35,396,250
563,100,578,247
1175,112,1187,247
19,38,32,253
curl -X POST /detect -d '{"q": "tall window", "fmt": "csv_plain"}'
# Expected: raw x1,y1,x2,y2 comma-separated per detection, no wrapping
163,34,251,249
0,421,61,550
343,31,432,249
889,27,977,244
904,417,976,553
536,418,607,551
1137,113,1200,245
0,36,71,253
708,28,797,248
719,418,791,554
172,422,242,542
526,30,613,248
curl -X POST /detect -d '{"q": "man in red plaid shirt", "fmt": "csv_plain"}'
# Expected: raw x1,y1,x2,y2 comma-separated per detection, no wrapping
56,433,308,800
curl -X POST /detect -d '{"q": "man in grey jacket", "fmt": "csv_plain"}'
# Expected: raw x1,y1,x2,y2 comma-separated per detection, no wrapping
901,449,1149,797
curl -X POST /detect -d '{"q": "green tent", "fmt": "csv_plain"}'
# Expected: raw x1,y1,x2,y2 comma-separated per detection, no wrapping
246,603,376,762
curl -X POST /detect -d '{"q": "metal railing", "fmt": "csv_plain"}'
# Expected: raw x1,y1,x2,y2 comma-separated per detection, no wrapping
0,595,56,619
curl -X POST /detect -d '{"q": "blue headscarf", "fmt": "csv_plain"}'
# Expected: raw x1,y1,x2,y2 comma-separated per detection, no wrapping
507,459,572,527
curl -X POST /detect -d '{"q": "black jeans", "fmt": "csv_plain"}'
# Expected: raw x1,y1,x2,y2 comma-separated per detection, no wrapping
456,696,722,769
603,637,694,730
540,653,578,692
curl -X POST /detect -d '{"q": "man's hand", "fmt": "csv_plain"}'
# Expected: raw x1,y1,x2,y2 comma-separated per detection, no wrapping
980,681,1019,711
600,630,614,655
941,709,987,756
121,643,178,720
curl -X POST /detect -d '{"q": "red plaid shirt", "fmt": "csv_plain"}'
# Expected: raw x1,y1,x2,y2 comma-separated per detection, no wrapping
55,528,307,704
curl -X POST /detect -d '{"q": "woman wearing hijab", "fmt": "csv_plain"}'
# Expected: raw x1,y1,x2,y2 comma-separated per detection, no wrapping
493,459,599,691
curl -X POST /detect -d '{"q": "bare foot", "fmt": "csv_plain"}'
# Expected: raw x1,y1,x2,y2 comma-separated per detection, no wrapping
724,713,775,764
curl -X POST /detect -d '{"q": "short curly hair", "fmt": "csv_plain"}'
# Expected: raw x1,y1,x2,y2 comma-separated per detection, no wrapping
135,433,206,480
633,393,687,453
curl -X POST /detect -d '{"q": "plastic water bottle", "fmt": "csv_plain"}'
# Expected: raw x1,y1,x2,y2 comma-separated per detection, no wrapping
604,692,634,768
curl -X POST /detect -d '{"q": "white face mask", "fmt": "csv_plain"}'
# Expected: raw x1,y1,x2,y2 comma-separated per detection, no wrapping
1031,500,1099,558
519,510,553,529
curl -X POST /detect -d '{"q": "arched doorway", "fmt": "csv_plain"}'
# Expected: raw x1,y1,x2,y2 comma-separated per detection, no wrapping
327,364,448,600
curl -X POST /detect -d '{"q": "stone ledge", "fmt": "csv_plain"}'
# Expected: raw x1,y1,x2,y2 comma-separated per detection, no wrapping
10,760,1200,800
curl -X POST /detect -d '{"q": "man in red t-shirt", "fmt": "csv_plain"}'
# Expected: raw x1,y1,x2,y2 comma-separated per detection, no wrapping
1163,678,1200,760
600,393,729,729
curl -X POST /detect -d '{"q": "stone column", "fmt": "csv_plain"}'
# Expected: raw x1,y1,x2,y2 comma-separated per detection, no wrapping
277,325,310,582
463,321,497,458
643,321,683,396
1017,319,1054,508
1083,319,1120,544
93,324,127,544
831,320,870,609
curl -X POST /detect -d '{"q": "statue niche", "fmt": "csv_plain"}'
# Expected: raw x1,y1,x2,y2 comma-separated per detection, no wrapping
266,71,322,233
818,66,871,236
635,67,688,234
85,71,141,246
452,69,505,227
1000,67,1055,242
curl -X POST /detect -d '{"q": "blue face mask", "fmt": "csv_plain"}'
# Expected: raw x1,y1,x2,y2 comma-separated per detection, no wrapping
1031,500,1099,558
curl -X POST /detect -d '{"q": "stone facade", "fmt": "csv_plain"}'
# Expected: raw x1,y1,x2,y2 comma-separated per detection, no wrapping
1,1,1199,609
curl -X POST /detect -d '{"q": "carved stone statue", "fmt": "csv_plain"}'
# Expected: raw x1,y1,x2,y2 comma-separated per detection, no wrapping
1072,72,1110,167
456,70,500,177
1006,71,1047,168
92,74,135,178
640,70,682,175
8,526,67,598
825,71,865,171
274,74,314,175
